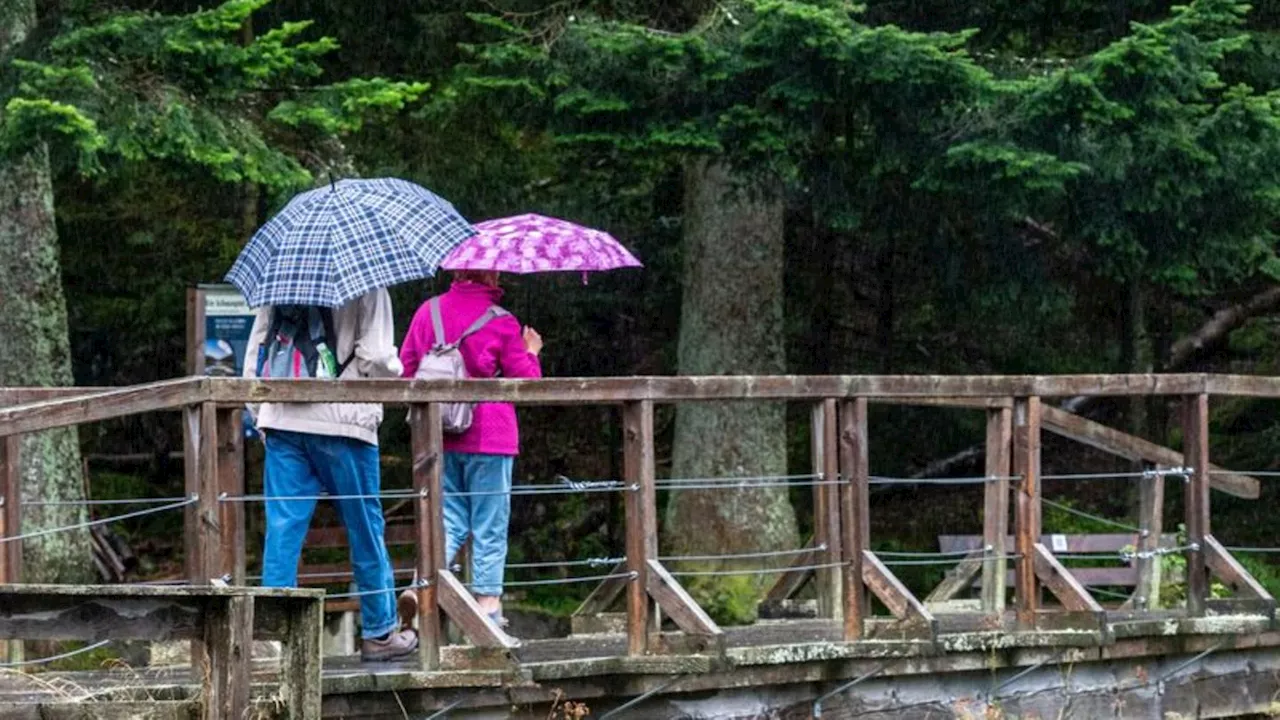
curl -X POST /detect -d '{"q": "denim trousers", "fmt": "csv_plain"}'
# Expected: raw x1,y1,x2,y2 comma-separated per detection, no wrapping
443,452,514,597
261,429,397,639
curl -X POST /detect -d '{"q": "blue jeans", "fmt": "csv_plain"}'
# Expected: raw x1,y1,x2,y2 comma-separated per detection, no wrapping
261,430,397,639
444,453,513,597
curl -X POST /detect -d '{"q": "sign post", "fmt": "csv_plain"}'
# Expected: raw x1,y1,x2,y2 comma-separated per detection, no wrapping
187,284,255,377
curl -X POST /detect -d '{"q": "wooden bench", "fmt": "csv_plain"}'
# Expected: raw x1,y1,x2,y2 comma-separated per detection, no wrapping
934,533,1178,593
0,583,323,720
301,519,418,613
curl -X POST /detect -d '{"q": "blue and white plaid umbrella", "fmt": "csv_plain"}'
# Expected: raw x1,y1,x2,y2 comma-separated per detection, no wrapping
226,178,476,308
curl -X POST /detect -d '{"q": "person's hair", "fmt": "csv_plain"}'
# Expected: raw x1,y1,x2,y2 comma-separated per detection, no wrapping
453,270,500,287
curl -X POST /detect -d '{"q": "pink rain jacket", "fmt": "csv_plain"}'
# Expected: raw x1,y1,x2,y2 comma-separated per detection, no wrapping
400,281,541,456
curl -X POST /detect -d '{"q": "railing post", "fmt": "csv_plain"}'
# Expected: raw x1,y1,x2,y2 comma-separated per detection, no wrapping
623,400,656,656
410,403,444,669
215,408,245,585
811,399,842,619
1182,393,1210,616
838,398,868,641
0,434,21,663
981,405,1012,614
184,402,219,584
1013,397,1042,626
1134,462,1165,610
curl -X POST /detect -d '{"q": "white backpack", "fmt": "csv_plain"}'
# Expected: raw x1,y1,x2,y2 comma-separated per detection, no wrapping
414,298,508,434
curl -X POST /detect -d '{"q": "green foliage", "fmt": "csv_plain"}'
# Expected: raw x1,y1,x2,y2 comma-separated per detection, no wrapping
1,0,427,197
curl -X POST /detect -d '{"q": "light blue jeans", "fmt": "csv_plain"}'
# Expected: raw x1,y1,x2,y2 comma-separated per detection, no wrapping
444,452,514,597
261,430,397,639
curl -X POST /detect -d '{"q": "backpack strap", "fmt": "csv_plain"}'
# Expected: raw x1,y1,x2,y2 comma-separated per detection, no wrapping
429,298,449,351
256,307,286,377
316,307,356,377
431,300,509,351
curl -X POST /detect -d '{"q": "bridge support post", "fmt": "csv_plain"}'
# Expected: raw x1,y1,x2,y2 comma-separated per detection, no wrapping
1014,397,1042,626
0,433,21,663
184,401,220,585
838,398,868,640
411,403,444,669
623,400,657,655
215,407,245,585
981,405,1012,614
812,400,842,619
1183,393,1210,616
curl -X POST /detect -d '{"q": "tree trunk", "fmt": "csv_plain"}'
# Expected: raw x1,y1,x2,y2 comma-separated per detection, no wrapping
665,158,798,623
0,0,92,584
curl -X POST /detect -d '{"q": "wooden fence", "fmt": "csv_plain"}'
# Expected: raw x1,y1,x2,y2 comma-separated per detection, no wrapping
0,374,1276,671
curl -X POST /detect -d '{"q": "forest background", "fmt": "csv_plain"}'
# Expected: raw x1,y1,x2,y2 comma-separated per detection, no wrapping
6,0,1280,622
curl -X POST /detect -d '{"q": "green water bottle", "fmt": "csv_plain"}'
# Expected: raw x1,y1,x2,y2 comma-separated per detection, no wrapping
316,342,339,378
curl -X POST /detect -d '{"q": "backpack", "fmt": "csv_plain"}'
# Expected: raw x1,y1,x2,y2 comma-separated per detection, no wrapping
414,298,509,434
256,305,353,380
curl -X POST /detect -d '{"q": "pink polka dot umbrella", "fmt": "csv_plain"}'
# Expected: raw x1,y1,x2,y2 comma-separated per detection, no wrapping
439,213,642,278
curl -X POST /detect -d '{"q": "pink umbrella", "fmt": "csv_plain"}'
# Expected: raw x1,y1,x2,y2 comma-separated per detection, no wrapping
439,213,642,275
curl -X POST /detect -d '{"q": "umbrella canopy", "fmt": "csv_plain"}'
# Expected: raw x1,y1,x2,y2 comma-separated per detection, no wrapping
226,178,475,308
439,213,642,275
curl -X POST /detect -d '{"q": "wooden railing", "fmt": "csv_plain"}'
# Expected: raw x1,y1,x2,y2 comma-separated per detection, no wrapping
0,374,1276,671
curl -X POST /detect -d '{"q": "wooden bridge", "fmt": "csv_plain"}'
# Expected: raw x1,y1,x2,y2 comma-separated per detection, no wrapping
1,374,1280,718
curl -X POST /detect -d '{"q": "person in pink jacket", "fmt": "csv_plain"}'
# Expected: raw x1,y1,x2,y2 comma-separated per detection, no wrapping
399,271,543,626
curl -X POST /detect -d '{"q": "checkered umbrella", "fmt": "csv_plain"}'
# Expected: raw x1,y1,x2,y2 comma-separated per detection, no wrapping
226,178,475,308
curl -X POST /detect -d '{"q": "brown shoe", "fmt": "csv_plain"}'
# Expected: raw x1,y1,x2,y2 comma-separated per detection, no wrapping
398,588,419,630
361,629,418,662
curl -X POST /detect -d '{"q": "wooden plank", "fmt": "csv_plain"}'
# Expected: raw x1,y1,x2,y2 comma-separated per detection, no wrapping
1203,536,1274,603
1002,567,1138,587
924,553,984,603
215,408,245,585
1032,544,1104,613
281,595,323,720
0,378,206,436
811,400,841,618
573,562,629,617
200,595,252,720
305,522,417,549
623,400,656,656
645,559,722,638
0,594,203,641
1040,404,1258,499
1014,397,1042,625
186,287,206,376
0,433,17,663
437,569,519,649
1183,393,1210,616
861,551,936,634
205,373,1216,407
762,545,818,602
410,403,444,670
982,405,1012,613
940,533,1172,554
184,402,220,585
0,703,198,720
838,398,869,641
1134,465,1165,610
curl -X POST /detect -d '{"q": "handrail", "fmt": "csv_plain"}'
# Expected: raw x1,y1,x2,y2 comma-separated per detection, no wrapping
0,378,206,436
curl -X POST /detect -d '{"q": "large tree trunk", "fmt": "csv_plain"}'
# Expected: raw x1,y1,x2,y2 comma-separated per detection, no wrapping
664,158,798,623
0,0,92,583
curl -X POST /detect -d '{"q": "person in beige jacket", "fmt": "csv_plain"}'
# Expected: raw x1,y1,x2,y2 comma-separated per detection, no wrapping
244,288,418,661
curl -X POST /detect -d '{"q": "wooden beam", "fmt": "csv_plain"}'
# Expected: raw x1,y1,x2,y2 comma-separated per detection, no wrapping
861,551,936,634
572,562,629,617
645,559,722,638
280,594,323,719
1040,405,1258,499
0,378,207,436
437,569,519,649
1134,465,1165,610
1014,397,1042,625
623,400,656,656
811,400,841,618
204,374,1218,407
1203,536,1274,605
925,553,984,603
982,405,1012,613
201,595,252,720
215,408,245,585
1032,544,1104,614
184,402,219,585
0,433,17,663
186,287,206,376
410,404,444,670
762,544,818,602
838,398,869,641
1183,394,1210,616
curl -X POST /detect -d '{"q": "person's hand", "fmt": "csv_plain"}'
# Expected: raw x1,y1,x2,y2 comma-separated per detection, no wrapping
523,326,544,356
